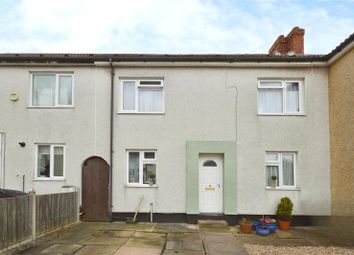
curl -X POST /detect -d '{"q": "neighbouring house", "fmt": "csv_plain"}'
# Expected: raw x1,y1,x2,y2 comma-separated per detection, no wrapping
0,27,352,224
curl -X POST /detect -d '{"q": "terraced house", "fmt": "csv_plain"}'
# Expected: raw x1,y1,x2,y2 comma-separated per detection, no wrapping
0,27,353,224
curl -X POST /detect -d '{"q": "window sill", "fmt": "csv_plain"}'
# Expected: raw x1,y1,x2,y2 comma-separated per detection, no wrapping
118,112,165,115
27,106,74,109
258,113,306,116
265,187,300,191
125,184,158,188
33,178,66,181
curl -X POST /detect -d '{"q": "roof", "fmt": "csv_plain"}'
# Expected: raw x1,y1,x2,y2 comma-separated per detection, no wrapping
0,32,352,64
0,53,325,64
326,32,354,60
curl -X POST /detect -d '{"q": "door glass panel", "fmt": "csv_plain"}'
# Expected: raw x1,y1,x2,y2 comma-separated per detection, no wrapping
203,160,217,167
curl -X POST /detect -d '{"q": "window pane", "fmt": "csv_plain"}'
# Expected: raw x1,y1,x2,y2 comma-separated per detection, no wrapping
58,76,73,105
138,89,163,112
286,82,299,112
266,152,278,161
123,81,136,110
282,154,294,186
258,89,282,113
259,81,282,87
143,164,156,184
266,166,279,186
128,152,139,183
144,152,155,159
33,75,55,106
38,145,50,177
54,146,64,177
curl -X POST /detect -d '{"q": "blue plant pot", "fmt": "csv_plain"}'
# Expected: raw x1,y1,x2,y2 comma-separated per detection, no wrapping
267,224,277,233
256,226,270,236
252,221,260,230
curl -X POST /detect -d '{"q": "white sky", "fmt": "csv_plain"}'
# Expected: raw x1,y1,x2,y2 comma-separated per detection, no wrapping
0,0,353,54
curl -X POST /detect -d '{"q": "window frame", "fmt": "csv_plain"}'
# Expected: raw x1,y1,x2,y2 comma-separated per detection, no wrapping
34,144,66,180
29,73,74,108
126,150,157,186
265,151,296,189
119,79,164,114
257,80,303,115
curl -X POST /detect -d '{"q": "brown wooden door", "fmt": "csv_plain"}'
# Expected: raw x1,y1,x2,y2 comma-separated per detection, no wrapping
82,157,109,221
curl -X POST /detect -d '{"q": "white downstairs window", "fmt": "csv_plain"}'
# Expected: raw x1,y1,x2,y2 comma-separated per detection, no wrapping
120,80,164,113
31,73,74,107
265,152,296,188
258,80,303,114
127,150,157,186
36,144,65,179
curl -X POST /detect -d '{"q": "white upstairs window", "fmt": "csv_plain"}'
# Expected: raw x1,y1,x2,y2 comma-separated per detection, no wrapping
258,80,302,114
31,73,74,107
120,80,164,113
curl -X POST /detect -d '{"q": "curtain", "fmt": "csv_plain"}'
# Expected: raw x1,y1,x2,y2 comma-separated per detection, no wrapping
33,75,55,106
258,89,282,113
282,154,294,185
266,166,279,186
129,152,139,183
58,76,72,105
138,89,163,112
123,81,136,110
54,146,64,177
286,83,299,112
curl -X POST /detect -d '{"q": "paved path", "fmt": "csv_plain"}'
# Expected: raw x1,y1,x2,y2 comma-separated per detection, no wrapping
5,222,353,255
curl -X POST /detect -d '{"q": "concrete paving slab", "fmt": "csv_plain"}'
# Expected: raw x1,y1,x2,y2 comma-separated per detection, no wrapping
153,223,199,233
203,234,248,255
81,237,127,246
163,250,204,255
98,230,135,238
124,238,165,249
75,245,120,255
166,239,203,251
114,246,162,255
200,226,230,233
167,232,201,241
132,232,166,240
101,222,154,231
40,244,82,254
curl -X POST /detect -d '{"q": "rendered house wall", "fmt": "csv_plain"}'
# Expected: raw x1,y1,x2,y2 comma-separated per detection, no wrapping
113,66,330,216
0,66,111,194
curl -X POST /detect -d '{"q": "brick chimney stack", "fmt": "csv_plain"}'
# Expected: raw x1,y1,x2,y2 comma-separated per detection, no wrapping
269,27,305,55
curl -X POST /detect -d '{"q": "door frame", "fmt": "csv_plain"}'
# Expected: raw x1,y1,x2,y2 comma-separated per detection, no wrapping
199,154,223,213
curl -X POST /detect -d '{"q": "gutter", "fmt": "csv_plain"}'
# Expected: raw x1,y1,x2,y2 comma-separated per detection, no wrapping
109,58,115,222
327,40,354,65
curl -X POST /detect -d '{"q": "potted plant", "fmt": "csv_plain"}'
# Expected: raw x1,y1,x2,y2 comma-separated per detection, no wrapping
260,216,277,233
276,197,293,230
148,173,156,186
255,215,270,236
271,175,277,188
239,218,253,234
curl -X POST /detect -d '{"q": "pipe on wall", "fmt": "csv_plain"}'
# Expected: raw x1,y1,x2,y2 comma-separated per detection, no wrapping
109,58,115,222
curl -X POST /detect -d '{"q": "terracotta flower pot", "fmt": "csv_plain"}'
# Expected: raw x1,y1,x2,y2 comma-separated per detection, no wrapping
277,219,291,230
240,222,253,234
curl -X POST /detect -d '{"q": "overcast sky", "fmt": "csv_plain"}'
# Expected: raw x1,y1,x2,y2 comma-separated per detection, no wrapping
0,0,353,54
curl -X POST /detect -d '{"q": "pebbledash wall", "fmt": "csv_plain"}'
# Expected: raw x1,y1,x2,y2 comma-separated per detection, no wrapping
0,63,331,216
113,66,330,216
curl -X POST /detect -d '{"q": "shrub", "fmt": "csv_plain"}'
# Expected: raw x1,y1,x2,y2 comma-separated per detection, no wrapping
276,197,293,221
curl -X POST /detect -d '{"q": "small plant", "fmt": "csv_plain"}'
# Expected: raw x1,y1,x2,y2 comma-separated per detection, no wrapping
259,216,276,225
239,218,253,234
276,197,293,221
271,175,277,181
